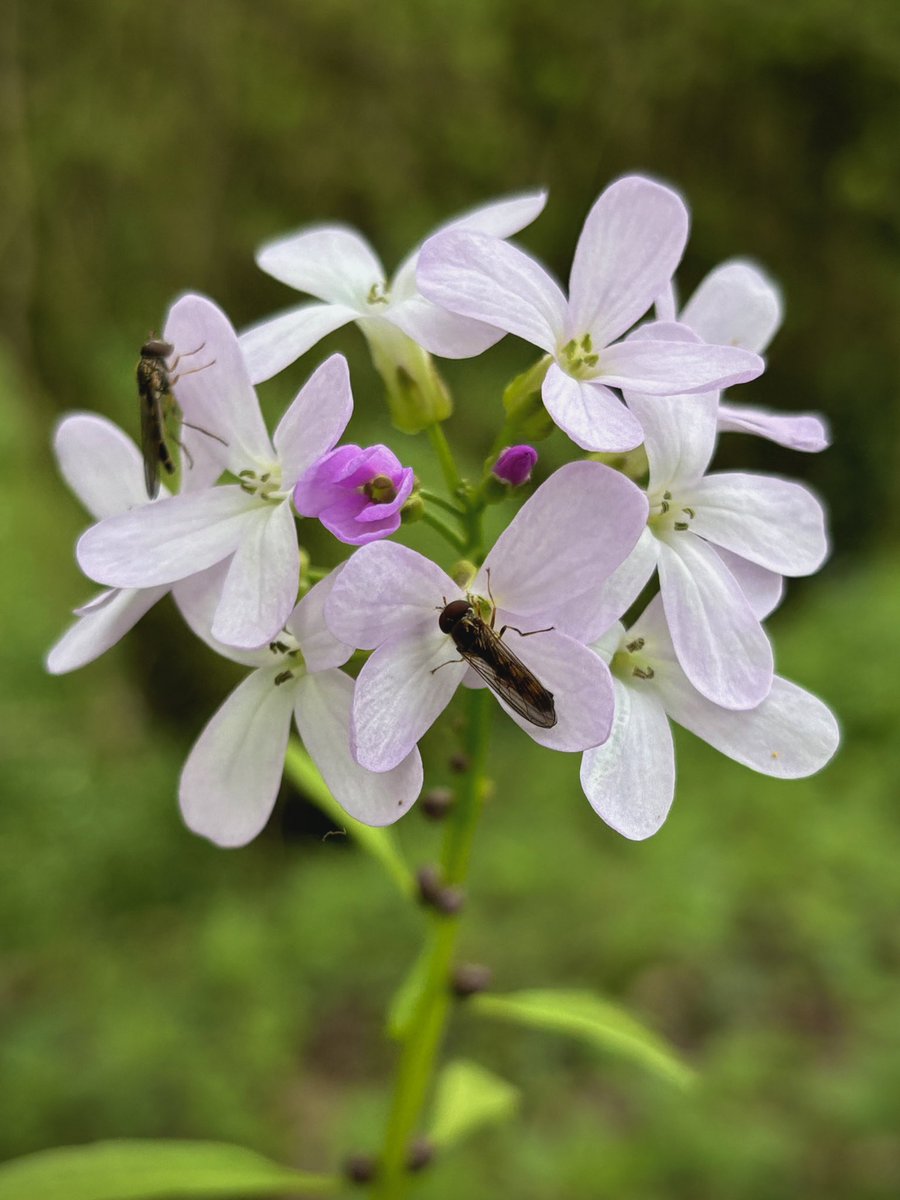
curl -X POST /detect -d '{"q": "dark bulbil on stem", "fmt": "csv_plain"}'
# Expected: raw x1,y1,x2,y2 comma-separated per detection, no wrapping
451,961,493,998
416,864,465,915
421,786,455,820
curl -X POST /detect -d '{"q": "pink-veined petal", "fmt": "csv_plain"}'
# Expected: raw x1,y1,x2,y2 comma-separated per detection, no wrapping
717,403,831,452
658,670,839,778
580,679,675,839
654,282,678,322
569,176,689,347
578,526,659,642
657,534,773,709
76,486,258,588
417,230,566,353
164,293,273,471
542,364,643,452
385,296,506,358
600,337,763,395
173,561,270,668
211,501,300,649
286,567,353,671
684,472,828,576
715,547,784,620
294,670,423,825
53,414,149,519
179,666,295,847
274,353,354,486
239,302,358,385
255,224,384,306
352,629,466,771
45,585,168,674
680,259,783,354
326,542,459,649
626,390,719,491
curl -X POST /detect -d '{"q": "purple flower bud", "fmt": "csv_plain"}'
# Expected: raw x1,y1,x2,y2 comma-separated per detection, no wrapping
293,444,415,546
492,444,538,487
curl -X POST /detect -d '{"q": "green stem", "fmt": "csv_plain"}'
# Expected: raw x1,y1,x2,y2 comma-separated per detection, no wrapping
419,488,465,518
421,509,466,553
427,423,463,497
372,688,492,1199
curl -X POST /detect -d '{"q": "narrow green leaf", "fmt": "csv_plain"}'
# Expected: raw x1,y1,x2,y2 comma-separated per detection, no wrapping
0,1140,338,1200
471,989,695,1089
428,1060,520,1149
386,946,431,1041
284,741,415,899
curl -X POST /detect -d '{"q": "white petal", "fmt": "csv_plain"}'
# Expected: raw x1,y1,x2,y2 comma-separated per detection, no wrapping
569,176,689,346
294,671,423,825
579,526,659,641
659,672,839,778
489,627,614,753
179,667,295,847
273,353,353,485
476,460,649,630
255,224,384,306
417,230,566,353
76,486,258,587
626,390,719,491
286,567,353,671
717,403,831,452
53,414,148,519
580,680,675,839
238,303,358,385
715,548,784,620
684,472,828,576
211,501,300,649
164,293,273,471
352,630,466,771
601,337,764,395
45,586,167,674
658,534,773,709
385,296,506,359
542,364,643,452
173,562,270,667
654,282,678,322
326,542,459,649
680,259,783,354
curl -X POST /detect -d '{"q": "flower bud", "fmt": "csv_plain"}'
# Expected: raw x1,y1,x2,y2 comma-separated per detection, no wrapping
400,491,425,524
451,962,493,998
421,786,455,820
407,1137,435,1173
501,355,555,441
492,444,538,487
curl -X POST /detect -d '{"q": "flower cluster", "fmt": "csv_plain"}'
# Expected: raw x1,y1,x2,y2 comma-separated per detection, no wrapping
49,175,838,845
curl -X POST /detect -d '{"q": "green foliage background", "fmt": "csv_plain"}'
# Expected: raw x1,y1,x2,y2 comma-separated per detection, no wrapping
1,1,899,1196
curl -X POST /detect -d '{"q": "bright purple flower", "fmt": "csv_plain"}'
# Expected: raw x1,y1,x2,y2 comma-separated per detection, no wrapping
657,259,830,452
418,176,765,453
174,564,423,846
325,462,649,773
580,596,839,840
77,295,355,650
492,445,538,487
294,444,414,546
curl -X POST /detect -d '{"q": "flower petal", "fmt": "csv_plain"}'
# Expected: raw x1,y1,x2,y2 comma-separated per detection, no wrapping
580,679,675,839
286,567,353,671
476,460,649,630
294,670,423,825
680,259,783,354
45,585,167,674
255,224,384,306
173,561,270,668
626,390,719,491
179,666,295,847
569,176,689,347
717,403,831,452
578,526,659,641
273,353,354,485
385,296,507,358
601,336,764,395
658,671,839,778
657,534,773,709
76,486,258,588
684,472,828,575
239,302,358,385
542,364,643,452
417,230,566,353
326,541,459,649
211,501,300,648
352,629,466,771
715,547,784,620
53,414,149,519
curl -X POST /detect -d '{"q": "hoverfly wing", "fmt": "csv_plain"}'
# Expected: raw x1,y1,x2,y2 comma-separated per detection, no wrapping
139,383,163,499
461,621,557,729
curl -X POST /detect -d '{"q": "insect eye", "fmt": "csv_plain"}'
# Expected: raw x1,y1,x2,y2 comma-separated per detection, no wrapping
438,599,471,633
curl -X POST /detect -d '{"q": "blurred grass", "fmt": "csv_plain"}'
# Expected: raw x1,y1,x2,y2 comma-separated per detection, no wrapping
2,0,900,1196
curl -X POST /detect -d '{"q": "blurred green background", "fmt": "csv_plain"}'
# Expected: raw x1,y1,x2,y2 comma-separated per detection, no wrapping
2,0,899,1196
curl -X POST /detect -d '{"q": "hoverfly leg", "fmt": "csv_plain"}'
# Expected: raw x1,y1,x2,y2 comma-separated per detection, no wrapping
431,656,464,675
181,418,228,447
169,357,217,384
167,341,207,372
485,567,497,628
497,623,554,641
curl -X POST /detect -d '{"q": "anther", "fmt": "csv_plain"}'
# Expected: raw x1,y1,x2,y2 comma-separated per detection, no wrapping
625,637,645,653
632,666,655,680
274,670,294,686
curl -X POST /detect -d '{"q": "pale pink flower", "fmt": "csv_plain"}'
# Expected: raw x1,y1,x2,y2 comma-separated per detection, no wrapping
325,462,649,772
174,564,423,846
417,175,764,452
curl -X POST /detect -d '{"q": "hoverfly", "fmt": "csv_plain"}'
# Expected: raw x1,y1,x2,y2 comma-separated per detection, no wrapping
137,336,223,499
437,596,557,729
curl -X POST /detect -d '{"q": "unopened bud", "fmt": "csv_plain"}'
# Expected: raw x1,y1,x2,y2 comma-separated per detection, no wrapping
450,559,476,589
344,1153,378,1185
407,1137,435,1173
416,865,465,915
451,962,493,997
492,444,538,487
448,751,470,774
421,787,454,820
400,491,425,524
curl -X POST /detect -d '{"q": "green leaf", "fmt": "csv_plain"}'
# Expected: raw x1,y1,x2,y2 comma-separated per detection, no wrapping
284,742,415,899
386,946,432,1041
428,1060,520,1149
0,1140,338,1200
470,989,695,1090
